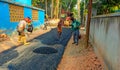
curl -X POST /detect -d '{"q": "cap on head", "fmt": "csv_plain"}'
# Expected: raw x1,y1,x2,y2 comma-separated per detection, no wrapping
24,17,32,23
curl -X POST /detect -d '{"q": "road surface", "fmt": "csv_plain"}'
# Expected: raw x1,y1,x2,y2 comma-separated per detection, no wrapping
0,27,72,70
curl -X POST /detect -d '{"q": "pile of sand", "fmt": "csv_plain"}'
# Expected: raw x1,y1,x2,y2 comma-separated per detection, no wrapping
0,33,10,42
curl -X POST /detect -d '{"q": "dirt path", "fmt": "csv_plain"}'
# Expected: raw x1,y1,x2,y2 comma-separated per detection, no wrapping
57,30,104,70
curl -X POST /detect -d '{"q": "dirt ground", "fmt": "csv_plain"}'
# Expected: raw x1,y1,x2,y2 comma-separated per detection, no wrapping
57,30,104,70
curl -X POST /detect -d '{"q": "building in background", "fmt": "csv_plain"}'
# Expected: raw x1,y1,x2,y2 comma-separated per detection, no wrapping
0,0,45,35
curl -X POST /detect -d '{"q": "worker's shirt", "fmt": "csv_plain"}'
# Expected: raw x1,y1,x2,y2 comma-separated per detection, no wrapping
18,20,27,31
71,20,81,31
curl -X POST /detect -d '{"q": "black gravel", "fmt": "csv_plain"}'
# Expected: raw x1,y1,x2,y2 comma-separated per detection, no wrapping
0,27,72,70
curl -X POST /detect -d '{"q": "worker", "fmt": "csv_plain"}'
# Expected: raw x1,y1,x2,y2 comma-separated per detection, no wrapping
17,17,32,45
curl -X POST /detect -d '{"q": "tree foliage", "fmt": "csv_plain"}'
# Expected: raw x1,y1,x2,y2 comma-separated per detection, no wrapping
58,0,77,13
83,0,120,15
94,0,120,15
32,0,77,18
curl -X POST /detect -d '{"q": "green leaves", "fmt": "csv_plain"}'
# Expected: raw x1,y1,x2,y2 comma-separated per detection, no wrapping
60,0,77,11
91,0,120,15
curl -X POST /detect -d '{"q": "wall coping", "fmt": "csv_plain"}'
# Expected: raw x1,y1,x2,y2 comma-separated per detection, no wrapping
92,13,120,18
0,0,45,11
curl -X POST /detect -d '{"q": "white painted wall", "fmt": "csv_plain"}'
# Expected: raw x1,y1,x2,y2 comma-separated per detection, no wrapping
90,13,120,70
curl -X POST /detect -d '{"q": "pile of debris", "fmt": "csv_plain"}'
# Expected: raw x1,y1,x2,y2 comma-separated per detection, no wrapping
0,33,10,42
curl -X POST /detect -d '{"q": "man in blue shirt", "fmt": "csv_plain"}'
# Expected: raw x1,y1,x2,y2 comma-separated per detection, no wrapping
70,17,81,45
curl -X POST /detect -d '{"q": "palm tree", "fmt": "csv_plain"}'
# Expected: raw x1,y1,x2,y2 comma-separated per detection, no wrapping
77,0,80,21
51,0,54,18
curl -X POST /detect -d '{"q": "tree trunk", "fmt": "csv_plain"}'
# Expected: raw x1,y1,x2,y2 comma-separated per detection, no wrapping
77,0,80,21
54,5,57,18
53,0,59,19
59,3,62,18
56,0,60,18
86,0,92,48
51,0,54,18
